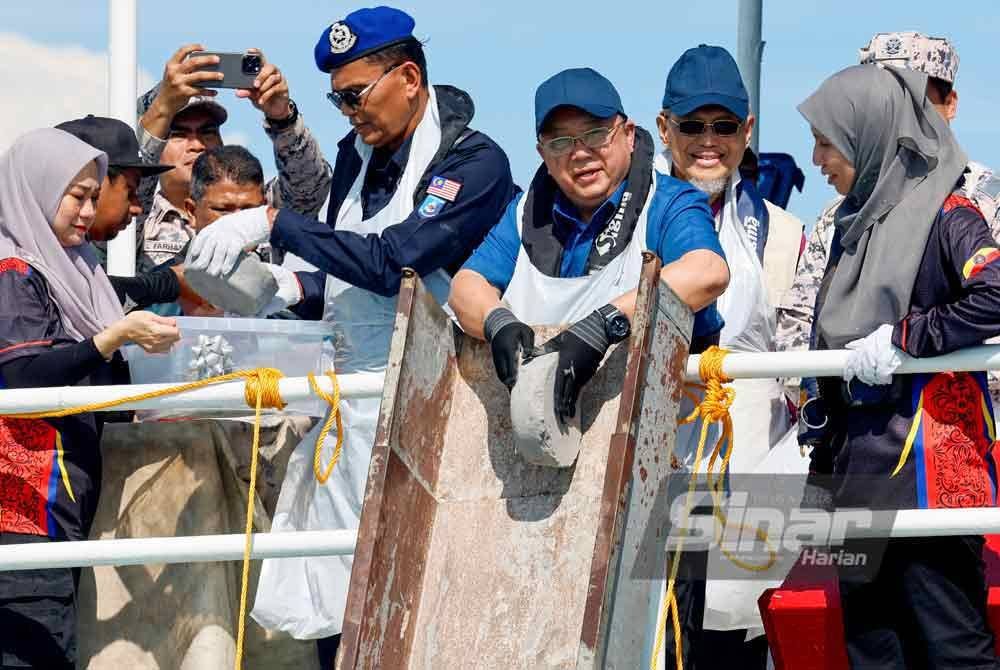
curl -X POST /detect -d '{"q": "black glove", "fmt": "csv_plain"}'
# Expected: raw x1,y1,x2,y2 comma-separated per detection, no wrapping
542,309,612,424
484,307,535,390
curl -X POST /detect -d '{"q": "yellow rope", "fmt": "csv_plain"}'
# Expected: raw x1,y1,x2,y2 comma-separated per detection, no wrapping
648,347,777,670
650,347,732,670
233,368,285,670
309,371,345,483
0,367,344,670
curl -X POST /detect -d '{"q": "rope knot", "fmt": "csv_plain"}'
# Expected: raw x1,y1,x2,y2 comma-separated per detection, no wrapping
242,368,286,410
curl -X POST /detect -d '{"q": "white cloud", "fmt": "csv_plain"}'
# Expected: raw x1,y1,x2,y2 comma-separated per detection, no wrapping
0,32,155,153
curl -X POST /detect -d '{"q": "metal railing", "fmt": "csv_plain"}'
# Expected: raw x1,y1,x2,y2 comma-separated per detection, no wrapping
2,345,1000,571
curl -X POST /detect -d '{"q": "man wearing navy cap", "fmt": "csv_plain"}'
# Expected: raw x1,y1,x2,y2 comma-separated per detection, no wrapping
652,44,808,670
449,67,728,438
186,5,514,659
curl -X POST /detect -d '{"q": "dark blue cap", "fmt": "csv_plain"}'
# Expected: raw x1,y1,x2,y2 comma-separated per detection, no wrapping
534,68,625,135
662,45,750,120
314,6,416,73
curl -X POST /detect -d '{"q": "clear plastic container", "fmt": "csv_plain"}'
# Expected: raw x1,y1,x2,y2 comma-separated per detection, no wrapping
125,316,333,417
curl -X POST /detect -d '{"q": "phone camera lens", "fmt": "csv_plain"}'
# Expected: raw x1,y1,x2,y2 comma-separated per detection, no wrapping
242,54,262,75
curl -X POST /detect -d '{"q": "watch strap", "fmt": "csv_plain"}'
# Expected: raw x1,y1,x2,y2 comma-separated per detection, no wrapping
265,99,299,132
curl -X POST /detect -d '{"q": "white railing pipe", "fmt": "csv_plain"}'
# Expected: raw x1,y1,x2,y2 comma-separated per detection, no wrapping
2,345,1000,414
0,530,357,572
851,508,1000,540
4,508,1000,572
106,0,138,278
685,344,1000,382
0,372,384,414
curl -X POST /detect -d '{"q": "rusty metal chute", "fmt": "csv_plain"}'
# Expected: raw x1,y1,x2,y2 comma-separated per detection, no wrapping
338,254,693,669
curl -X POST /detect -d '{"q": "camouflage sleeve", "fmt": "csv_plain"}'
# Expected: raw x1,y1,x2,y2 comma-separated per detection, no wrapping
774,208,834,395
136,122,167,219
264,111,332,219
774,215,831,354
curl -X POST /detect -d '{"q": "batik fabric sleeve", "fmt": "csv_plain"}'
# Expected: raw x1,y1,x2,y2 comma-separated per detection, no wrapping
0,259,104,540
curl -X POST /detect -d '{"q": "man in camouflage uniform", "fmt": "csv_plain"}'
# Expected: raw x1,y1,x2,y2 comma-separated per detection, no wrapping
135,44,332,273
776,32,1000,400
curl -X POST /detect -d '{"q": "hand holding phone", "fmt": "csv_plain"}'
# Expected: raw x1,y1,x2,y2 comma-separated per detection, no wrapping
187,50,263,90
143,44,223,127
232,51,292,121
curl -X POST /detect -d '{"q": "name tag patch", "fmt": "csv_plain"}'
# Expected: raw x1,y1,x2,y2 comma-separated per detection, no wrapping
417,194,447,219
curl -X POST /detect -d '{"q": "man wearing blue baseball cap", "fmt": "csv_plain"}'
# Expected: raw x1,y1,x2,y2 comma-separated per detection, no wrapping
450,67,728,436
187,5,513,662
653,45,805,670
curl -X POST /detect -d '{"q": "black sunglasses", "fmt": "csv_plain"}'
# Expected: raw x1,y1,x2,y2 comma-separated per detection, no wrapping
326,63,402,110
669,117,743,137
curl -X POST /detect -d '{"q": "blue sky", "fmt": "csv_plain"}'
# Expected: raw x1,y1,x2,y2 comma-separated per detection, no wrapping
4,1,1000,226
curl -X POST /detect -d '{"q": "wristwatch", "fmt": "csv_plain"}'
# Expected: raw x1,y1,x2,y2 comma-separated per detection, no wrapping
265,99,298,132
597,304,631,344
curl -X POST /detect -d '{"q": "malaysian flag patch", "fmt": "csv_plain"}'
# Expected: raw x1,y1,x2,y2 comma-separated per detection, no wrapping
426,176,462,202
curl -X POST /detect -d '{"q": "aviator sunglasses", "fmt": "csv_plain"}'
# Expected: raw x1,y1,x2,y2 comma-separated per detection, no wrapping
327,63,402,110
669,117,743,137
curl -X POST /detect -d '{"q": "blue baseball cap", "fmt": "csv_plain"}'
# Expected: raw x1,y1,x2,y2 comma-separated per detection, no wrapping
662,45,750,120
314,6,416,73
534,68,625,135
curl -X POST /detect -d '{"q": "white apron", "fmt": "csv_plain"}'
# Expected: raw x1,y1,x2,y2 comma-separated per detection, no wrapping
252,88,452,639
505,176,666,667
500,175,653,322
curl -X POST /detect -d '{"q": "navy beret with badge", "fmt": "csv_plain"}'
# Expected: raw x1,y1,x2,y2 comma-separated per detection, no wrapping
314,6,417,73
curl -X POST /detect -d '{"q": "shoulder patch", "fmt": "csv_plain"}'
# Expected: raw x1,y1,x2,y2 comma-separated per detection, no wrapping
963,247,1000,280
426,176,462,202
943,193,983,217
417,194,447,219
0,258,31,275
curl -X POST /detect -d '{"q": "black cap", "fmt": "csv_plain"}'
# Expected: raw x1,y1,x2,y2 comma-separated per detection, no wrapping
55,115,173,176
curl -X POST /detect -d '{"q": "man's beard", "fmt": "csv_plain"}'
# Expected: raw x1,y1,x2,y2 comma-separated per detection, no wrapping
688,175,730,198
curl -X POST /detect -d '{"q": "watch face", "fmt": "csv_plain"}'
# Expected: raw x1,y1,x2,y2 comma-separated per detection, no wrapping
608,315,631,341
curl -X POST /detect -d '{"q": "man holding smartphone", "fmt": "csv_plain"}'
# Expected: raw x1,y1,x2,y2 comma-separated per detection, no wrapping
187,6,516,665
134,44,332,275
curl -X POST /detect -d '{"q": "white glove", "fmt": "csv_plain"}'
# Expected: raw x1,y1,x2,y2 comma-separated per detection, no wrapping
188,205,272,277
843,324,903,386
256,263,303,317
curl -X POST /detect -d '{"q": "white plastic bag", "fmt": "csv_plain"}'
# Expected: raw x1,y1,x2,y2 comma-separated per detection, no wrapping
251,392,379,639
702,426,809,634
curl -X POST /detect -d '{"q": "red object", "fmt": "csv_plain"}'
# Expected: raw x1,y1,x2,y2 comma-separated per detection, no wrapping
760,536,1000,668
943,192,982,216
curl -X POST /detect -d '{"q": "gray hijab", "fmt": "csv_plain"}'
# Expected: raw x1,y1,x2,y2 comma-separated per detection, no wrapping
0,128,124,342
798,64,968,349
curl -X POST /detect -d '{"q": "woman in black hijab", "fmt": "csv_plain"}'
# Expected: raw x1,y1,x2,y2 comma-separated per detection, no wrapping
800,64,1000,669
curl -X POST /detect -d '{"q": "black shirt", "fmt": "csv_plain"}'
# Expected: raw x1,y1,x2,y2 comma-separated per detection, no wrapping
361,135,413,220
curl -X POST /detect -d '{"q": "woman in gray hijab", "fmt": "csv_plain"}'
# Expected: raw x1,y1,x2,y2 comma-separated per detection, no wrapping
798,65,1000,669
0,128,179,669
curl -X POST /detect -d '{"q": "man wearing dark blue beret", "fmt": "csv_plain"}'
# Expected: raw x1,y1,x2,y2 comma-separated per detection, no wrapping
191,5,515,664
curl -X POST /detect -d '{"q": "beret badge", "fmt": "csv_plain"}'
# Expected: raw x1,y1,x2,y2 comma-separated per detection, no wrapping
328,22,357,54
